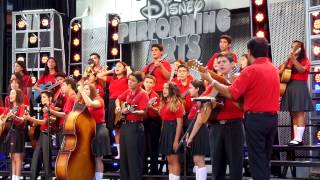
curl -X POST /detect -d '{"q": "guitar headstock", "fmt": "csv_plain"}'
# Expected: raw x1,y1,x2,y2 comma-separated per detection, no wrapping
186,59,206,73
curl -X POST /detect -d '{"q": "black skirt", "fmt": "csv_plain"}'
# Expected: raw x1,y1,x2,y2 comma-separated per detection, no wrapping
10,126,25,153
159,121,182,155
92,124,112,157
107,99,119,129
187,121,210,156
281,80,314,112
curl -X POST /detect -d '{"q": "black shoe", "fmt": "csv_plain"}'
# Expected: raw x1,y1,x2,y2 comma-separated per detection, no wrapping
288,140,303,146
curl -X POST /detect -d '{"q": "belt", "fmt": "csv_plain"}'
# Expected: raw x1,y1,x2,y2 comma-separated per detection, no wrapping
122,120,143,125
246,111,277,116
211,119,241,125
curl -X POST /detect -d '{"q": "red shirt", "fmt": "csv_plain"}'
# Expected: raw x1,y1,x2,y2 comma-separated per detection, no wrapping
60,92,76,126
146,90,160,118
217,99,244,120
117,88,149,121
0,107,4,115
289,58,310,81
37,72,56,85
172,77,193,112
22,74,32,95
142,60,171,92
40,104,55,131
106,76,128,99
88,97,105,124
229,57,280,112
96,83,105,98
207,52,238,71
188,102,199,121
3,105,25,127
160,103,184,121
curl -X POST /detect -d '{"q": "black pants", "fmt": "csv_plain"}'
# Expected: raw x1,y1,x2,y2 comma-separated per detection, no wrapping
120,122,145,180
245,113,278,180
30,132,52,180
210,120,244,180
144,117,161,174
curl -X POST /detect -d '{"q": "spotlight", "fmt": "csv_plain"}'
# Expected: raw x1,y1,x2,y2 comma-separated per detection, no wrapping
112,33,119,41
17,19,26,30
16,56,25,62
73,53,81,62
41,54,49,64
256,30,265,38
41,17,49,28
313,45,320,56
313,29,320,35
312,11,320,17
316,130,320,141
73,38,80,47
255,0,263,6
29,34,38,44
111,18,119,27
111,48,119,56
255,13,264,22
72,23,81,32
73,69,81,77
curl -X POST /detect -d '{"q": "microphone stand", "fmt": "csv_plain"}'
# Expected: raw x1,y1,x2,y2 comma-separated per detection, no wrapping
45,91,52,180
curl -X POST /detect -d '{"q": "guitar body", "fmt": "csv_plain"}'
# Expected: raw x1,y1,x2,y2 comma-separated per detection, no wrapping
114,101,124,126
55,103,96,180
280,68,292,83
280,83,287,96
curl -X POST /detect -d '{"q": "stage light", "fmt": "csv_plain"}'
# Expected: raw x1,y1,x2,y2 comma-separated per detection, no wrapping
73,69,81,77
313,45,320,56
111,18,119,27
313,29,320,34
17,19,26,29
255,0,263,6
111,48,119,56
41,17,49,28
72,23,81,32
112,33,119,41
312,11,320,17
29,34,38,44
73,38,80,47
256,30,265,38
16,56,25,62
41,54,49,64
316,130,320,141
73,53,81,62
255,13,264,22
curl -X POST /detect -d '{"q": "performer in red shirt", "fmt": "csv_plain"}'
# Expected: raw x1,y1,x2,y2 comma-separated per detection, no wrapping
116,72,149,180
97,61,130,158
185,80,209,180
5,79,30,106
239,53,250,71
207,35,238,71
159,82,184,180
78,83,111,180
202,38,279,180
142,75,161,174
34,57,59,90
49,78,77,145
14,61,32,97
192,53,244,180
142,44,171,94
0,89,26,180
280,41,313,146
24,91,54,180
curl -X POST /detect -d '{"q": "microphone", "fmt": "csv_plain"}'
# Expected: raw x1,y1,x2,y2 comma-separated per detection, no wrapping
191,96,216,103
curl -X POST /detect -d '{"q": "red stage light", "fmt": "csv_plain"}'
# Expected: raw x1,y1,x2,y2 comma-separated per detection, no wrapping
256,30,265,38
255,0,263,6
255,13,264,22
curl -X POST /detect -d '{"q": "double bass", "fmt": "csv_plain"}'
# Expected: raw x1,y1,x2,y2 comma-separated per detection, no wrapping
55,100,96,180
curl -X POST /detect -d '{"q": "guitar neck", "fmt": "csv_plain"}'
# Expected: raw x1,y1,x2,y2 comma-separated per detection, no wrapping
208,71,231,85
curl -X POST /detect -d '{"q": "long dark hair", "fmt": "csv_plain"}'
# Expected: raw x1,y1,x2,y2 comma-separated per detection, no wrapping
292,40,307,74
9,89,24,108
190,80,205,96
44,57,59,76
15,61,28,75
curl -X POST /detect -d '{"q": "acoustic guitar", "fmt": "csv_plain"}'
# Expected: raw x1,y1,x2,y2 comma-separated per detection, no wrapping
0,106,19,141
279,48,301,96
